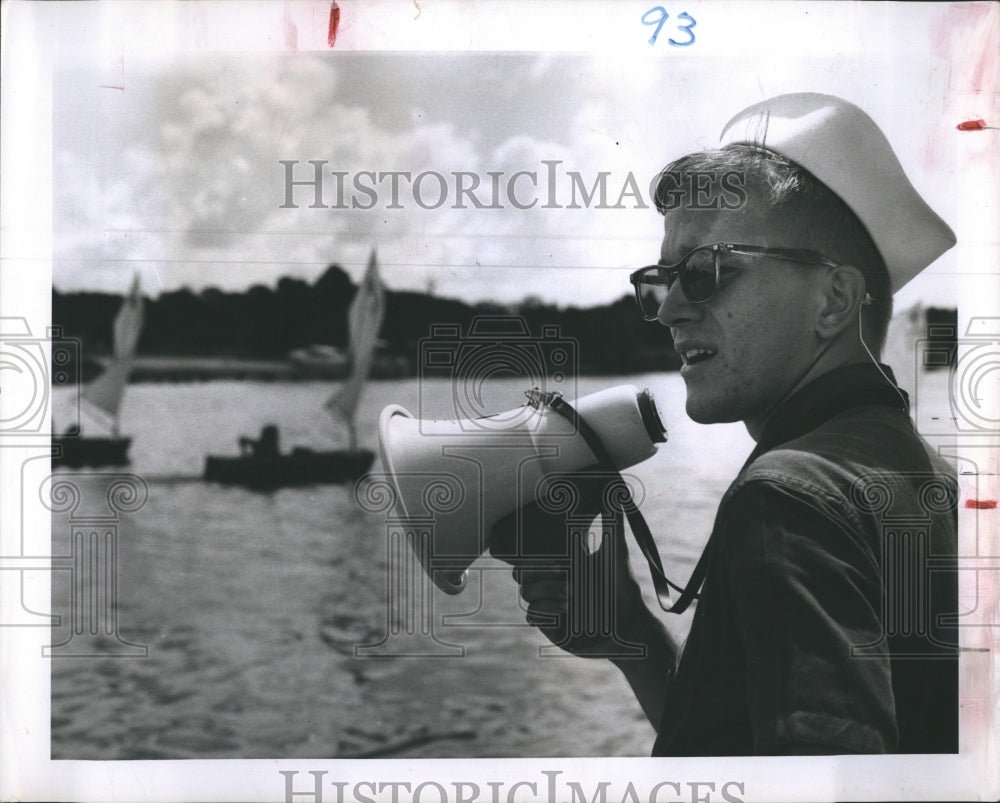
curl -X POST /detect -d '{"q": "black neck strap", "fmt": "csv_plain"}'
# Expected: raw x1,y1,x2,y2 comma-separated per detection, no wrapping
543,393,706,614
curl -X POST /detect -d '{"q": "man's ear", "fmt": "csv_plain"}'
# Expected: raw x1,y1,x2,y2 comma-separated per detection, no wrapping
815,265,867,340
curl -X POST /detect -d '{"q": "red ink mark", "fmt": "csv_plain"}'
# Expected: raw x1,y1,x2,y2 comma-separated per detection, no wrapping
328,2,340,47
957,119,988,131
284,1,298,51
965,499,998,509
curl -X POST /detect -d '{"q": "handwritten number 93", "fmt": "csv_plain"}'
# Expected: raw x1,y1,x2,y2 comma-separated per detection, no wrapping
642,7,696,47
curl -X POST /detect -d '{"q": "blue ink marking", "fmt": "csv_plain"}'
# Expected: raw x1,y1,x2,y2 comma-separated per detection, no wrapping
642,6,669,46
668,11,696,46
643,7,696,47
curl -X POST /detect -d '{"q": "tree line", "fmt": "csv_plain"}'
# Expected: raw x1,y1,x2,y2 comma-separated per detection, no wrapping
53,264,686,376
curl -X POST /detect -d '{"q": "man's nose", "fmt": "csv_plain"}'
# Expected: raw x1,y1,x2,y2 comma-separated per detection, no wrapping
656,278,701,327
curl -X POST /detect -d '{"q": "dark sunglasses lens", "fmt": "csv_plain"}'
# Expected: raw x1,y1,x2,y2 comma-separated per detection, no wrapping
637,269,670,318
679,249,718,302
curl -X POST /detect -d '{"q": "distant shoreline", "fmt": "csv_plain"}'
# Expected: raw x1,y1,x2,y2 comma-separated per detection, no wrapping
94,355,410,383
93,355,678,383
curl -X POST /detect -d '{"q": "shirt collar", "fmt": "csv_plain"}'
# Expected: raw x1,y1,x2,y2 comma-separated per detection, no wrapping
748,361,910,463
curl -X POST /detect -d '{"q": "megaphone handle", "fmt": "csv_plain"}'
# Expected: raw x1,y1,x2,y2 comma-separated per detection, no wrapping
546,395,708,615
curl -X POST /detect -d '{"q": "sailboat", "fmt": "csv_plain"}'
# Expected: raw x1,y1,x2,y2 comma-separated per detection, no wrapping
202,251,383,489
53,276,144,468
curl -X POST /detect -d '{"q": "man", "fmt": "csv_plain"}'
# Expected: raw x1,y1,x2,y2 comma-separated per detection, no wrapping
491,93,959,755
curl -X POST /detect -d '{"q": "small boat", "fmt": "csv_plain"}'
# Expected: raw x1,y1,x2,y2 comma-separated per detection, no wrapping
203,251,384,489
203,445,375,490
53,277,144,468
54,435,133,468
288,344,350,379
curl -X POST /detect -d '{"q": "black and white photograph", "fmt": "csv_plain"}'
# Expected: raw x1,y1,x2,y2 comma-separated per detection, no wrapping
1,1,998,801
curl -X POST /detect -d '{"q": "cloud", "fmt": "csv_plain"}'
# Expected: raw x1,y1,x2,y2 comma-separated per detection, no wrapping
55,52,655,306
52,48,963,310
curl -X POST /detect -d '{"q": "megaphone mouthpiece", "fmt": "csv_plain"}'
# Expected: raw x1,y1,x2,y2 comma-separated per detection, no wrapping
637,388,667,444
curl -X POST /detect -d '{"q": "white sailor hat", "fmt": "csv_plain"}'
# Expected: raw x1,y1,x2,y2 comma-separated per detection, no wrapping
719,92,956,292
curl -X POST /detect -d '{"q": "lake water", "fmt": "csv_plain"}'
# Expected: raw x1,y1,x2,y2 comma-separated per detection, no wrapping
48,369,952,759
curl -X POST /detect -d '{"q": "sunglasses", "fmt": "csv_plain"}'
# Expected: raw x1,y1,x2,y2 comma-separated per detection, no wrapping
629,242,841,320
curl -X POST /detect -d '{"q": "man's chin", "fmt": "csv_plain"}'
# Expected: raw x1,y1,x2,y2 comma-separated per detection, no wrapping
684,399,714,424
684,397,740,426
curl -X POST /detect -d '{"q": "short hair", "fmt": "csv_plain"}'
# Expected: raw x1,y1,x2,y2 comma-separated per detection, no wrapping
654,144,893,353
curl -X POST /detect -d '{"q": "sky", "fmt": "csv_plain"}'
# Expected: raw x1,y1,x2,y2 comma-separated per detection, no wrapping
48,2,998,313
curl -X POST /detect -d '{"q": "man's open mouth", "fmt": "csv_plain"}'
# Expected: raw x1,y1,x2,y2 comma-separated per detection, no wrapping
680,347,717,366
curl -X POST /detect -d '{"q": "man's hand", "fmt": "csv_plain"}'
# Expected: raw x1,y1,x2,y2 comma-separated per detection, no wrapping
488,473,650,658
488,472,680,726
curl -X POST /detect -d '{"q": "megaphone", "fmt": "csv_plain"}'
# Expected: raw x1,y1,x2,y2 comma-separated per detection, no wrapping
377,384,666,594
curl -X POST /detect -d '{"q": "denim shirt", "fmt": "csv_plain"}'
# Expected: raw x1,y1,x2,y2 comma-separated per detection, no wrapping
652,363,958,755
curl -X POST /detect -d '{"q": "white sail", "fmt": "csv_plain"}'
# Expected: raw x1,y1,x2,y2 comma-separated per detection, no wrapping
325,250,385,447
81,275,144,435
